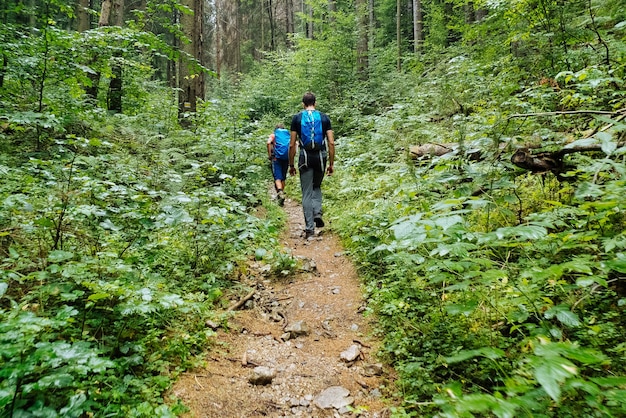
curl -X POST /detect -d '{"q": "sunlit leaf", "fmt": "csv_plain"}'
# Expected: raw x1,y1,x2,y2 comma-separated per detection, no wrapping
445,347,505,363
47,250,74,263
446,300,478,316
544,305,581,327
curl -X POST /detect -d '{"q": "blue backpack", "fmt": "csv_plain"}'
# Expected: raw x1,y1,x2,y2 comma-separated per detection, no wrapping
299,110,324,150
273,128,290,160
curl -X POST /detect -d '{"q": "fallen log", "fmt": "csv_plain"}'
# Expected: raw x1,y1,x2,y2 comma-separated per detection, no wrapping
510,140,626,175
409,143,456,158
409,143,486,161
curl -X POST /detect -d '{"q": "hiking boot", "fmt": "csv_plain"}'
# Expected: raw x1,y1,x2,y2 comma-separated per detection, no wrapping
305,230,315,240
277,190,285,206
314,217,325,227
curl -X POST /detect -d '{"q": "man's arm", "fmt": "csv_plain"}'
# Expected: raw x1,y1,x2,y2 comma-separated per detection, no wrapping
288,130,298,176
267,134,274,160
326,129,335,175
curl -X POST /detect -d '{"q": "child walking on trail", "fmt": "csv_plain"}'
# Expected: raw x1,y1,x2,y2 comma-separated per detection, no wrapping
267,123,290,206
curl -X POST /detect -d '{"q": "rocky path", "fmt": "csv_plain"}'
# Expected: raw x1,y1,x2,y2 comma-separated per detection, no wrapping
171,196,392,417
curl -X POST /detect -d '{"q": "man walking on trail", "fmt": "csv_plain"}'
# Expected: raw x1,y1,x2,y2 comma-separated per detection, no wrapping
288,92,335,239
267,123,290,206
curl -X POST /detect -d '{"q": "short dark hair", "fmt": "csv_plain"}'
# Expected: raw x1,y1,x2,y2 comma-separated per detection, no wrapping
302,92,316,107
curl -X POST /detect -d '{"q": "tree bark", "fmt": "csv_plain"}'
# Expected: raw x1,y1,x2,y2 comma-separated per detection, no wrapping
465,2,475,23
179,0,205,114
286,0,294,41
368,0,374,50
99,0,112,27
396,0,401,71
100,0,124,113
236,0,242,72
475,7,487,21
76,0,90,31
356,0,368,78
111,0,124,27
307,2,313,39
413,0,423,53
0,54,7,89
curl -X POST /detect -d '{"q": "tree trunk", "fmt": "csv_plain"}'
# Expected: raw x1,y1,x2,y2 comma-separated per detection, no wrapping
465,2,475,23
396,0,401,71
475,7,487,21
179,0,205,114
236,0,241,72
76,0,90,31
0,54,7,89
100,0,123,113
111,0,124,27
267,0,275,51
215,0,222,78
107,55,123,113
368,0,374,50
413,0,423,53
99,0,112,27
108,0,124,113
356,0,368,78
307,2,313,39
98,0,114,109
286,0,294,40
261,0,265,50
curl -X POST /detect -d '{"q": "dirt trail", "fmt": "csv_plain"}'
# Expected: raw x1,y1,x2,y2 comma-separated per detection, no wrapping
172,196,392,417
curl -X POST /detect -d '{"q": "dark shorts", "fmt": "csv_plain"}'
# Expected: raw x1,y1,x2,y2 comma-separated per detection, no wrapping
272,158,289,181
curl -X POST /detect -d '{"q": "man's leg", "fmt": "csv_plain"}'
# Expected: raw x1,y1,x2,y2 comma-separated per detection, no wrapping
299,167,315,235
312,168,325,226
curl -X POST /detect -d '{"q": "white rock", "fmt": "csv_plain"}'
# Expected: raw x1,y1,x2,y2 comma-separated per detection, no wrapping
340,344,361,362
313,386,353,409
248,366,275,385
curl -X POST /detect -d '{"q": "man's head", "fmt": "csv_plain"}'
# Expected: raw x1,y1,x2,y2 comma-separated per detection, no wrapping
302,92,316,107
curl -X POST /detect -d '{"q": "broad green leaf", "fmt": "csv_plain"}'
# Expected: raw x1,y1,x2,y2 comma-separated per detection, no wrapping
595,131,616,155
590,377,626,387
576,182,604,199
455,394,519,418
532,356,577,402
433,214,465,230
254,248,267,260
606,257,626,273
391,215,424,240
564,137,596,149
544,305,581,327
0,282,7,298
99,219,122,231
60,393,87,416
445,347,505,363
446,300,479,316
36,373,74,389
87,292,110,302
47,250,74,263
160,293,184,308
492,225,547,241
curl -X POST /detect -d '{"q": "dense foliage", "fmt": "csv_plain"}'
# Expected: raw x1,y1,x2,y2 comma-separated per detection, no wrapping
0,9,285,414
1,0,626,416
